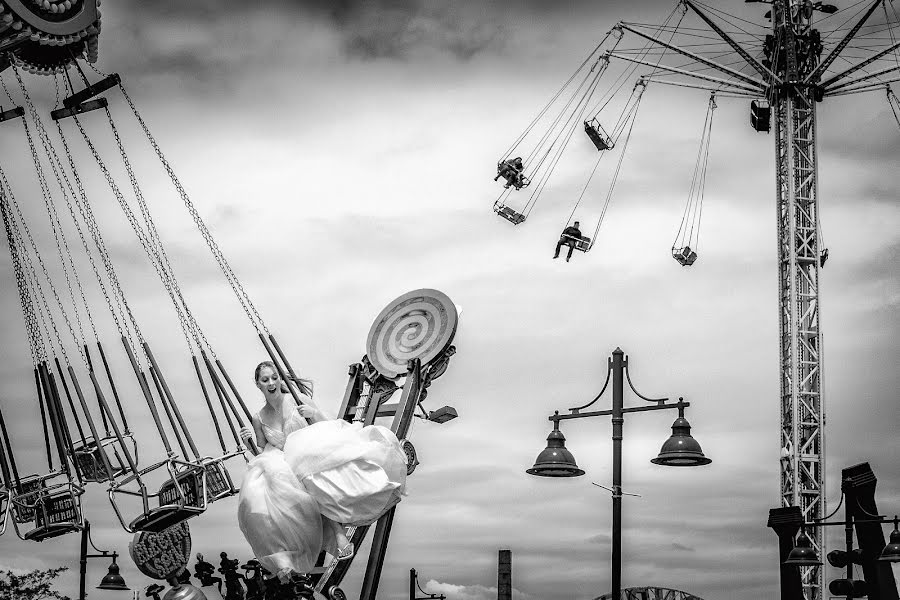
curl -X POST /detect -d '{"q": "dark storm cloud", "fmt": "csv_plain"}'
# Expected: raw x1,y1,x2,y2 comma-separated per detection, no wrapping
111,0,644,65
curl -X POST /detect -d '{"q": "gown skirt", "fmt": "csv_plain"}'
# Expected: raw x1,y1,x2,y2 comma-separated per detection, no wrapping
237,419,408,575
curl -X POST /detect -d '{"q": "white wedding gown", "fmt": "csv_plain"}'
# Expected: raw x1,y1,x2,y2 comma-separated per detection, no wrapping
237,407,407,575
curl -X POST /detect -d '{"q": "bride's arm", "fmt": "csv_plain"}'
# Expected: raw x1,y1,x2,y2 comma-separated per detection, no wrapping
251,413,267,450
290,384,331,423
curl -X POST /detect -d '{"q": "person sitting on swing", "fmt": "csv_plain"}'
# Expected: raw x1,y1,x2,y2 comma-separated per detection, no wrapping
194,553,222,594
495,157,525,189
554,221,585,262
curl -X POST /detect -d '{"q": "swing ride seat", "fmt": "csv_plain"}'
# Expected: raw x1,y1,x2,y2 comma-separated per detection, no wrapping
750,99,771,133
672,246,698,266
10,474,47,524
72,434,133,484
24,481,85,542
127,463,208,533
199,453,240,503
584,119,614,151
492,202,527,225
562,233,591,253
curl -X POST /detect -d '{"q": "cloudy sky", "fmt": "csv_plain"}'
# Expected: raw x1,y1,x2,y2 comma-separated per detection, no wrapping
0,1,898,599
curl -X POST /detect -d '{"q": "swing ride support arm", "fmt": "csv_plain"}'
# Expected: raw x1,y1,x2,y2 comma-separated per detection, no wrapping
618,22,766,90
804,0,882,84
0,107,24,123
682,0,781,84
63,74,121,109
607,53,764,94
50,99,109,122
820,40,900,89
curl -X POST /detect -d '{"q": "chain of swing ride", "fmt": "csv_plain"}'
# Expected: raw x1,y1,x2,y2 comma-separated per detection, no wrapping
0,56,309,537
493,4,688,235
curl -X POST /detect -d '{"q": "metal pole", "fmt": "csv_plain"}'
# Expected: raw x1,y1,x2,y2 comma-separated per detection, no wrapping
410,569,416,600
844,493,855,600
610,348,625,600
79,519,89,600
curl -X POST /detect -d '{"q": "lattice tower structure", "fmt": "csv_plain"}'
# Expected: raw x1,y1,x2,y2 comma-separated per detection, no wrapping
772,2,825,598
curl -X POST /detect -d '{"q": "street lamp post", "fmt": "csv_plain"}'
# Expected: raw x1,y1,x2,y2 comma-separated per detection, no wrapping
79,519,129,600
527,347,711,600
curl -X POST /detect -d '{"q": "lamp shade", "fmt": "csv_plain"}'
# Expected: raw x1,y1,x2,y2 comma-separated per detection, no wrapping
784,530,822,566
878,524,900,562
97,561,129,591
650,416,711,467
526,427,584,477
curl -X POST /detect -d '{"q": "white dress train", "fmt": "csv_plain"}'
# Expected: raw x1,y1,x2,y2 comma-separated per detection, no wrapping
237,408,407,575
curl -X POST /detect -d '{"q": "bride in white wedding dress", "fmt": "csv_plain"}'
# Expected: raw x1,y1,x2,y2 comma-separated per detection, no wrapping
237,361,407,581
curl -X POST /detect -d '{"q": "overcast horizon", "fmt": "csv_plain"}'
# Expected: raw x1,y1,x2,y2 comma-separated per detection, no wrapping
0,1,898,599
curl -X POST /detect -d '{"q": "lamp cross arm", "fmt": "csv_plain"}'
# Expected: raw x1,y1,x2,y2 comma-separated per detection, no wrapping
549,400,689,422
810,517,891,527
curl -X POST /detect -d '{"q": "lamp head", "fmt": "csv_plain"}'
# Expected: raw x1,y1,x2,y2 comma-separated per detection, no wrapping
97,558,130,591
651,415,711,467
784,530,822,566
527,424,584,477
878,520,900,562
427,406,458,424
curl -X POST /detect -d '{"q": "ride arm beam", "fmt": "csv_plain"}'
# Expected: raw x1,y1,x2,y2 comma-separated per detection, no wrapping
682,0,781,84
643,76,758,96
619,22,767,90
608,52,764,93
826,64,900,93
820,40,900,88
805,0,883,83
826,77,900,96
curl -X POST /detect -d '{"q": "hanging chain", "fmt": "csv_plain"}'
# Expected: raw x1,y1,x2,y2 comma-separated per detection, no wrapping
0,189,40,365
104,109,207,355
0,157,77,367
70,110,196,355
53,113,144,360
15,69,99,345
118,84,270,338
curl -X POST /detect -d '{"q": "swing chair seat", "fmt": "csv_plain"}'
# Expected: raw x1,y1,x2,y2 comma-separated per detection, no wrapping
562,233,591,253
72,434,131,484
673,246,698,266
129,467,207,533
201,455,239,502
23,482,84,542
751,99,771,133
493,202,527,225
584,119,614,151
11,474,47,524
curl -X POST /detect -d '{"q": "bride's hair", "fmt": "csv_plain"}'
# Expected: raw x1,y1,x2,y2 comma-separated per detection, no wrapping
254,360,314,398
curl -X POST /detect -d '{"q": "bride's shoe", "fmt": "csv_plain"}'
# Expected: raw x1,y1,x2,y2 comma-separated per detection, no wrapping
338,542,355,561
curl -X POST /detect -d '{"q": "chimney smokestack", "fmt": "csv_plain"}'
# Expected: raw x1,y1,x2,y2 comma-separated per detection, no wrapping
498,549,511,600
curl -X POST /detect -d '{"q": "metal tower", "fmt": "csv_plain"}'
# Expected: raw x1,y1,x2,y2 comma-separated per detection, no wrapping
605,2,899,597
